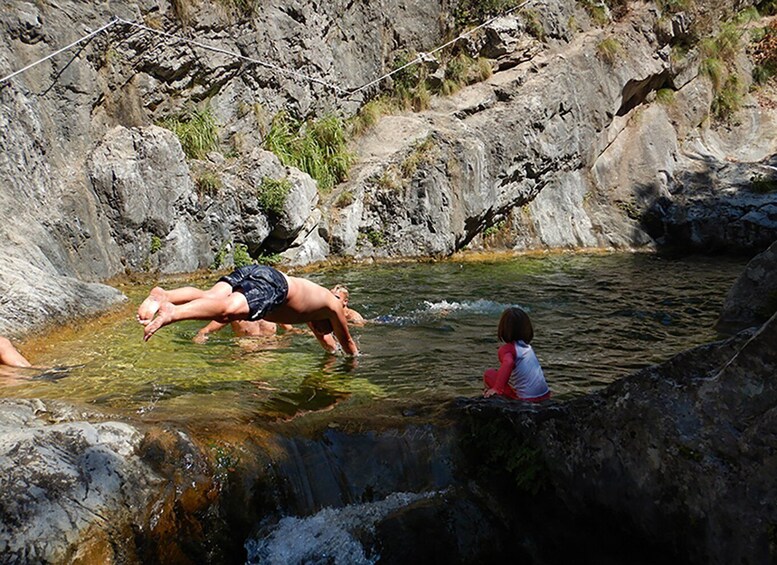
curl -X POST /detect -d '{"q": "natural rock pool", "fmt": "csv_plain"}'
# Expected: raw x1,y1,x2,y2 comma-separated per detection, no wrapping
2,252,747,424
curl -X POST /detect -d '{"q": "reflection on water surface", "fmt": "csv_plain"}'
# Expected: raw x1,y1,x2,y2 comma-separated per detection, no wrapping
2,253,747,422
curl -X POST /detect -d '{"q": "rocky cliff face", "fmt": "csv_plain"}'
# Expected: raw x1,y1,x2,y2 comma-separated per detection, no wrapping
1,0,775,331
0,0,451,335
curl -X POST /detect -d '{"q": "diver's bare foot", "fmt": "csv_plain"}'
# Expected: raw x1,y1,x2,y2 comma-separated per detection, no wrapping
143,301,174,342
137,287,166,325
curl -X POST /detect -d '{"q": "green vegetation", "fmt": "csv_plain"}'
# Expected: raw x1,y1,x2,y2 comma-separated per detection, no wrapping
751,20,777,84
522,9,545,41
211,243,228,270
159,106,219,160
483,220,507,238
196,171,222,196
255,252,282,266
463,419,548,495
453,0,523,27
365,228,385,247
233,243,253,267
150,235,162,254
264,112,354,191
655,88,676,105
750,173,777,193
711,75,744,120
656,0,691,13
390,51,432,112
695,16,766,120
596,37,622,64
334,190,355,208
215,0,258,19
400,136,438,178
349,97,395,136
578,0,610,26
256,177,291,216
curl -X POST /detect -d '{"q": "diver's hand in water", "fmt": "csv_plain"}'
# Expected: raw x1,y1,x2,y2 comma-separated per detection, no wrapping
193,332,208,344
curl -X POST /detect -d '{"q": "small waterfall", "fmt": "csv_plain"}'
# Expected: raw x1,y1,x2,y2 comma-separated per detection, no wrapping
245,491,441,564
238,422,515,564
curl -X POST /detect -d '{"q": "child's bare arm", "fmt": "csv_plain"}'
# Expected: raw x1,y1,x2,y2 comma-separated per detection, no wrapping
486,344,515,396
331,310,359,355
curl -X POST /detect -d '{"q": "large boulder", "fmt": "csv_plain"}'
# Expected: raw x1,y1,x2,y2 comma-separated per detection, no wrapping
460,311,777,564
717,239,777,332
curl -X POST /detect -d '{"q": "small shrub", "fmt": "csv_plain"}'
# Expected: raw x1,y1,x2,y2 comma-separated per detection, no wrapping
410,81,432,112
196,171,222,196
375,167,403,191
701,57,726,91
159,106,219,160
257,177,291,216
655,88,676,105
264,112,354,191
349,97,394,136
444,53,473,89
712,74,744,119
522,9,545,41
389,51,433,112
475,57,494,82
150,235,162,254
751,21,777,85
215,0,258,19
596,38,622,65
400,136,437,178
700,23,741,63
365,229,385,247
483,220,507,238
656,0,691,14
750,173,777,193
211,244,228,270
453,0,523,28
233,243,253,267
334,190,355,208
579,0,609,27
734,6,760,25
255,252,282,266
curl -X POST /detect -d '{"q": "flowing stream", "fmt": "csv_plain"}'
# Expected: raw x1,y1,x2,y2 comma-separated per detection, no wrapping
0,251,750,563
1,252,746,424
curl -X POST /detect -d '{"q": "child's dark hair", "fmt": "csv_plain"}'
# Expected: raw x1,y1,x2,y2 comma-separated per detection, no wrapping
497,307,534,344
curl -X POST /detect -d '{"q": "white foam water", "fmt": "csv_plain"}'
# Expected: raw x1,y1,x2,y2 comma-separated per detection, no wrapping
244,491,439,565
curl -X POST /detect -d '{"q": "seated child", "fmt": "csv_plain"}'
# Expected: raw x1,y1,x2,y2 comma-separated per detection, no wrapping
483,307,550,402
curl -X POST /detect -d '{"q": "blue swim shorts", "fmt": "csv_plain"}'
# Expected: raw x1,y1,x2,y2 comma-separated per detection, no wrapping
218,265,288,320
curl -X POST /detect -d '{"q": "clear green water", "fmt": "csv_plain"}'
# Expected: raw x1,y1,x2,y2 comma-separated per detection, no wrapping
0,253,747,423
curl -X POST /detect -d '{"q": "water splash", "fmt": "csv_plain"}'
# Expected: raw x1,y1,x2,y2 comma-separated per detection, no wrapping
373,299,514,326
245,491,439,565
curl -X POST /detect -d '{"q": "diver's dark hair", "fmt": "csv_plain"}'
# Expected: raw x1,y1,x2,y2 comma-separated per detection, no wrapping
497,307,534,344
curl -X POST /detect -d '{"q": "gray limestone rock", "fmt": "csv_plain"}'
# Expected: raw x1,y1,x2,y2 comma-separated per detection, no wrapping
0,400,156,563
